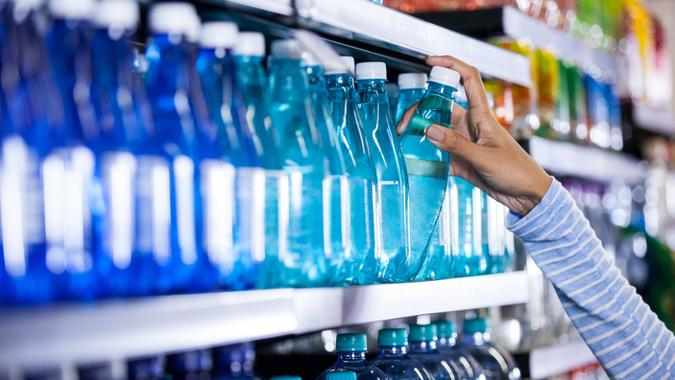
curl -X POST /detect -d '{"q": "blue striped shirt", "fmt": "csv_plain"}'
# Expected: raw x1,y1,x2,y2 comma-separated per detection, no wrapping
507,179,675,379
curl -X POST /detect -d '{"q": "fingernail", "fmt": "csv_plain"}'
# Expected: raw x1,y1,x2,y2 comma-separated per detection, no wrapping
425,125,444,142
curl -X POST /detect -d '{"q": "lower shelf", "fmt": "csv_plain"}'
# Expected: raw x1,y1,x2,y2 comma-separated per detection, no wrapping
0,271,528,369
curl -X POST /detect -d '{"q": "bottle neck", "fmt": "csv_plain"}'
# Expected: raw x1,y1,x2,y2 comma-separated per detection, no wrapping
144,33,193,93
268,57,309,101
356,78,387,93
233,55,266,87
437,335,457,348
325,73,354,90
356,78,389,106
409,341,438,352
379,345,408,357
462,331,489,346
337,351,367,363
425,81,456,99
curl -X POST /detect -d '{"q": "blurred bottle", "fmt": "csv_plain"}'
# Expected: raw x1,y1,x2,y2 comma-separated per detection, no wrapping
128,356,165,380
435,321,486,380
585,74,610,149
532,49,559,140
605,83,623,151
325,56,379,285
266,39,329,287
449,177,488,277
212,343,258,380
394,73,427,124
460,317,521,380
165,350,212,380
485,194,510,274
553,60,573,141
372,328,434,380
317,333,389,380
141,2,201,294
384,83,399,123
407,324,462,380
354,62,412,283
45,0,100,300
568,64,589,144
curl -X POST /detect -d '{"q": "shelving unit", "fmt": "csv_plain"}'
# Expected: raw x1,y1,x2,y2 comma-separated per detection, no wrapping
529,136,644,183
633,105,675,136
0,272,529,369
529,340,597,378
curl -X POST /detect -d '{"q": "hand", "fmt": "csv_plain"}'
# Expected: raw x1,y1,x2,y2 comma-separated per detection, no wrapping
396,55,552,216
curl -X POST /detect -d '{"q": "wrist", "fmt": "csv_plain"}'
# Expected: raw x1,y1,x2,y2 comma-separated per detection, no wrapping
524,175,553,215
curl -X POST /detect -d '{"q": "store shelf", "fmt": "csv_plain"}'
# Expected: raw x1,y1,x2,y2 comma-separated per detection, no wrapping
0,272,529,369
529,136,644,184
529,340,597,379
416,6,619,78
214,0,531,86
633,105,675,136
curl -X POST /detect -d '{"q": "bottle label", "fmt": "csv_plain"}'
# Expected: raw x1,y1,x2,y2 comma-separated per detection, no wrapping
173,155,197,265
236,167,266,263
199,159,235,265
135,155,171,265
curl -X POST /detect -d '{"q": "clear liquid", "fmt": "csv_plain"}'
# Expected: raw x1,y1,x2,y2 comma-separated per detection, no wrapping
408,348,462,380
395,88,425,124
449,177,488,277
373,347,434,380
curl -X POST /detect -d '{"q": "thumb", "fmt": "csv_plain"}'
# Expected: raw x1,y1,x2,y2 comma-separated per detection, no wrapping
425,124,484,164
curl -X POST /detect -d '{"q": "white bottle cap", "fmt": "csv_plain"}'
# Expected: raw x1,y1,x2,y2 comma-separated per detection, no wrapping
48,0,95,20
148,2,200,42
199,22,238,49
12,0,44,14
325,56,355,75
301,50,319,67
355,62,387,80
429,66,460,88
398,73,428,90
271,39,302,59
233,32,265,57
94,0,139,31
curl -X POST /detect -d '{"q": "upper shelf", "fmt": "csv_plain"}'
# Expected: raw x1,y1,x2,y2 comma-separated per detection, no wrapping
529,137,644,184
416,6,619,80
213,0,532,86
0,272,529,370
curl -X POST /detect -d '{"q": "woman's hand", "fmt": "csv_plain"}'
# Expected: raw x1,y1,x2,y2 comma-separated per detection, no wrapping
397,55,552,216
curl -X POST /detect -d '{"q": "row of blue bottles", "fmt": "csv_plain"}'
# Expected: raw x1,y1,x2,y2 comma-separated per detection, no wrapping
460,317,521,380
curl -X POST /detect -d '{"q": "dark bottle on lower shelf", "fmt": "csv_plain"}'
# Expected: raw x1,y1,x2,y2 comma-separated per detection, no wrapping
165,349,212,380
128,356,165,380
459,317,521,380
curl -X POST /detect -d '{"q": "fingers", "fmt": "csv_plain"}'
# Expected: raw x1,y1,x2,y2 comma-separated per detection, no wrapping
425,55,491,114
396,102,418,135
425,124,484,163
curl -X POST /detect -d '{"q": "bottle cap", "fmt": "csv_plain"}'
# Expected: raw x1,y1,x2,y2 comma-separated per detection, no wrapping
429,66,460,89
270,376,302,380
94,0,139,31
13,0,46,14
233,32,266,57
325,56,355,75
398,73,428,90
409,324,437,343
355,62,386,80
378,328,408,347
335,333,367,352
48,0,95,20
199,21,238,49
326,372,357,380
148,2,200,42
271,39,302,59
463,317,488,334
434,321,457,339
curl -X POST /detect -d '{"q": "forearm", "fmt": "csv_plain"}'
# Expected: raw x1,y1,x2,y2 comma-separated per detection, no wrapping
507,179,675,379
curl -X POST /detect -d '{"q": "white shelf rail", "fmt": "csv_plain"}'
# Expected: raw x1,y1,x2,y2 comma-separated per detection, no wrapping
530,340,597,379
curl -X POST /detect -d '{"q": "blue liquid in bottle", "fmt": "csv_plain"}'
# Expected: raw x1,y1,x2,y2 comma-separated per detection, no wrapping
232,32,287,290
435,321,486,380
196,22,264,291
449,177,488,277
400,67,460,281
460,317,521,380
212,342,258,380
394,73,427,124
89,0,145,298
266,40,329,287
372,328,434,380
45,0,100,300
485,195,507,274
141,3,202,294
325,57,378,286
407,324,462,380
317,333,390,380
354,62,411,283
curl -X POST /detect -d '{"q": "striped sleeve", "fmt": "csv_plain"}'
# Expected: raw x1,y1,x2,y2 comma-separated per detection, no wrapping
507,178,675,379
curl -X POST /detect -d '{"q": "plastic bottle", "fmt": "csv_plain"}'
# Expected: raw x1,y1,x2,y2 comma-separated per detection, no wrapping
196,21,265,291
127,356,165,380
165,350,212,380
354,62,412,283
317,333,390,380
460,317,521,380
407,324,462,380
141,2,202,294
45,0,100,300
324,56,378,285
372,328,434,380
435,321,486,380
266,39,329,287
399,66,459,279
232,33,287,288
394,73,427,124
212,343,258,380
485,196,509,274
0,0,62,304
449,177,488,277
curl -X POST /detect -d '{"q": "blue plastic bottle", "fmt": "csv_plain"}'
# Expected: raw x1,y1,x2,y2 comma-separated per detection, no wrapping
266,39,329,287
325,57,378,286
0,0,62,304
88,0,146,298
372,328,434,380
400,66,460,280
45,0,101,300
165,350,212,380
127,356,165,380
317,333,390,380
384,83,399,123
141,3,202,294
407,324,462,380
435,321,486,380
485,196,509,274
460,317,521,380
394,73,427,124
354,62,412,283
449,177,488,277
212,342,258,380
196,22,265,291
